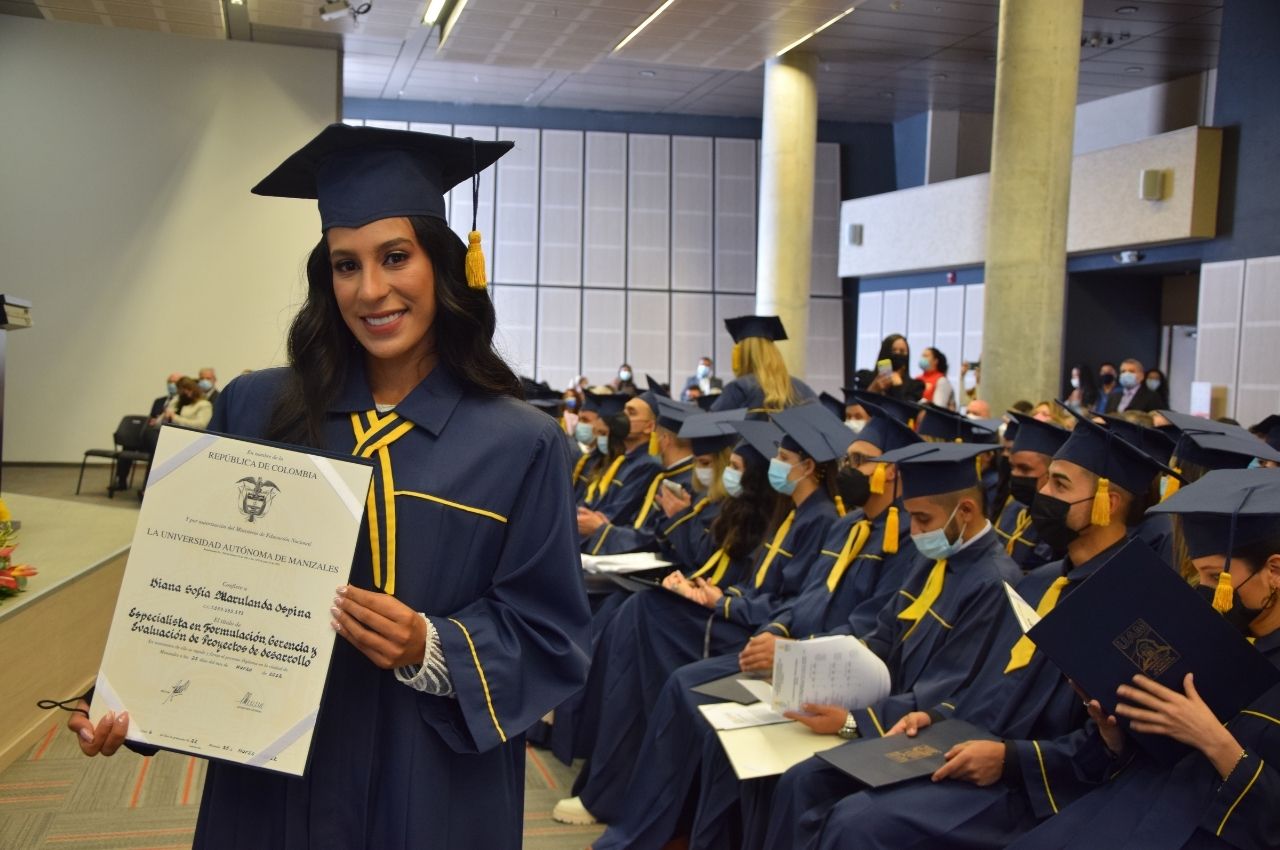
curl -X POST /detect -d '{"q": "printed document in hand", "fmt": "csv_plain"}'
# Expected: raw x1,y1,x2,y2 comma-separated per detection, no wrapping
770,635,890,715
580,552,673,574
697,700,790,731
1004,581,1041,633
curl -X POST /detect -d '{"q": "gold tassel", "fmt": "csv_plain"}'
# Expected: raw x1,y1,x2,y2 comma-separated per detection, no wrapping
1162,468,1181,501
1213,570,1234,613
648,430,660,456
834,494,846,517
730,342,743,376
465,230,487,289
1091,477,1112,526
870,462,887,495
883,506,899,554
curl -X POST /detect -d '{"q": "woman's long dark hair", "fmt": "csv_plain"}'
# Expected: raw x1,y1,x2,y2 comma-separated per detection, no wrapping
877,334,909,372
712,455,781,561
1070,362,1099,408
266,216,521,446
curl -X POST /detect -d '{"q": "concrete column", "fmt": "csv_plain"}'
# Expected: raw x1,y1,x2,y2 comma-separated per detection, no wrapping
980,0,1082,410
755,51,818,376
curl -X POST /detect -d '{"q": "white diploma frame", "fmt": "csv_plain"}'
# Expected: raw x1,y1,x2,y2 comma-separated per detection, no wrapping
90,425,373,776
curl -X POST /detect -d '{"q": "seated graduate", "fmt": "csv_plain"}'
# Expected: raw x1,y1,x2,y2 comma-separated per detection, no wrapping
1098,412,1183,566
762,411,1176,850
994,411,1071,570
577,391,664,549
552,407,844,826
571,389,624,499
909,402,1003,517
69,124,591,848
581,394,698,556
1251,414,1280,456
1007,466,1280,850
711,315,816,414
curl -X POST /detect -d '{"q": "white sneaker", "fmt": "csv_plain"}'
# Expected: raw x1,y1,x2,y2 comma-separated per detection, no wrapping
552,796,598,825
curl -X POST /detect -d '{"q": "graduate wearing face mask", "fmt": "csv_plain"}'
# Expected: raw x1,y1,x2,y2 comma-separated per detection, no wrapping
995,412,1070,570
1007,467,1280,850
578,387,666,550
570,390,623,500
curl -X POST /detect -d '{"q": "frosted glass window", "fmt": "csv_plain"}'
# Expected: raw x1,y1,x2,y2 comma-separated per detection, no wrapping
671,293,714,394
906,287,936,363
856,291,884,372
933,286,966,374
537,287,582,391
582,289,626,382
539,130,584,287
672,136,713,292
627,291,671,385
628,134,670,291
494,127,540,285
584,132,627,289
714,138,756,293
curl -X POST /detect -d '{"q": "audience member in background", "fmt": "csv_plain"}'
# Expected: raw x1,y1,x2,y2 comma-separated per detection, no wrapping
681,356,722,401
1143,367,1170,409
1103,358,1162,413
160,377,213,430
712,315,815,413
966,398,992,419
1093,361,1119,413
560,387,582,438
858,334,924,403
917,347,954,410
197,367,219,405
1063,362,1098,413
150,372,183,419
609,364,639,395
959,360,980,407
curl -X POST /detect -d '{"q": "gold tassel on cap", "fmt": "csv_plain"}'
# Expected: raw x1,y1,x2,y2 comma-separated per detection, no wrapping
731,342,743,376
1213,570,1234,613
870,462,887,495
1161,468,1182,501
465,231,487,289
883,506,899,554
1091,477,1112,526
834,494,847,517
648,430,660,456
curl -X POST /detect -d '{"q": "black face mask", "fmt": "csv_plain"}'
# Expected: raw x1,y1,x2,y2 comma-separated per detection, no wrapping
1099,372,1116,386
1029,492,1090,553
889,353,909,372
836,466,872,509
1196,574,1267,636
1009,474,1040,507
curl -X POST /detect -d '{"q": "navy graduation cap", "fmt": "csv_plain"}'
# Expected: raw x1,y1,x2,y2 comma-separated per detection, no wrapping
877,442,993,500
693,392,722,412
680,408,748,456
1148,467,1280,611
582,390,630,419
913,403,999,444
730,418,784,468
845,389,917,428
1056,403,1178,526
1099,414,1177,466
654,397,699,434
818,391,846,422
252,123,512,288
1007,411,1070,458
857,400,923,456
724,315,787,343
1251,414,1280,452
1160,410,1280,472
645,374,671,399
772,402,856,464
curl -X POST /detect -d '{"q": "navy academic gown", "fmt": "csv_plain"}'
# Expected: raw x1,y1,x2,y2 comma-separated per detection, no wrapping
192,366,591,850
580,445,662,551
994,495,1057,571
710,375,816,413
588,504,918,850
583,457,695,555
1007,631,1280,850
1136,511,1175,567
763,539,1130,850
570,492,839,822
570,444,599,502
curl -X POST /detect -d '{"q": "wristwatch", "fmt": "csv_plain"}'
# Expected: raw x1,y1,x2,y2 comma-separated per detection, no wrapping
837,712,859,740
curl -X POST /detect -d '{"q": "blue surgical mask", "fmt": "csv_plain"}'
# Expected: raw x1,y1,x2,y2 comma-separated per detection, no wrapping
918,358,930,372
910,503,964,560
565,398,578,410
198,378,213,393
619,369,632,382
575,423,595,445
167,382,177,395
1249,457,1263,470
1145,378,1161,392
722,467,744,498
596,434,610,454
696,364,711,380
768,457,797,496
1118,372,1138,389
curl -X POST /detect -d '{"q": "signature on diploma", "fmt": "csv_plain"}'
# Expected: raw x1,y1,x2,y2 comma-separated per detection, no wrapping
238,692,266,712
161,679,191,704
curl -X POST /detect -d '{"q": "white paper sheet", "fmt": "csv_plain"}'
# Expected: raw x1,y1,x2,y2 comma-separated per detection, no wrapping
715,721,848,780
1004,581,1042,633
770,635,891,715
697,700,791,731
580,552,674,575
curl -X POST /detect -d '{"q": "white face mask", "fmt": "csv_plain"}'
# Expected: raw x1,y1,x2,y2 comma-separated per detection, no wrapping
845,418,867,433
962,372,978,392
694,466,714,487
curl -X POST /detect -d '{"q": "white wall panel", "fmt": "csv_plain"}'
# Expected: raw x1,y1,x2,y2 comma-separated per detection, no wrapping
807,297,844,394
538,130,583,286
537,287,581,390
934,285,966,372
714,294,757,372
584,131,627,288
714,138,756,293
1195,260,1245,416
881,290,908,341
671,293,714,394
962,283,985,367
627,291,670,385
810,142,841,297
628,134,670,290
583,289,626,379
491,285,536,378
906,287,936,364
672,136,713,291
363,119,407,130
409,122,454,221
856,291,884,373
449,124,496,254
1236,257,1280,424
494,126,540,284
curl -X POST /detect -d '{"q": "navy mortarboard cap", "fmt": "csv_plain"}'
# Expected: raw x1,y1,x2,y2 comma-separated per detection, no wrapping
914,403,999,444
1160,410,1280,471
1251,415,1280,452
655,397,699,434
845,389,917,428
877,442,993,500
640,375,671,417
724,315,787,343
772,402,856,464
694,392,722,411
1148,468,1280,611
680,408,748,456
1100,414,1177,466
582,390,630,419
730,419,784,469
856,401,923,456
646,374,671,398
1007,411,1070,458
1056,403,1178,525
818,392,846,422
1003,415,1021,444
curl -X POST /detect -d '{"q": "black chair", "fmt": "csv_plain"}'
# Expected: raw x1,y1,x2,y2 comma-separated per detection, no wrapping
77,415,153,497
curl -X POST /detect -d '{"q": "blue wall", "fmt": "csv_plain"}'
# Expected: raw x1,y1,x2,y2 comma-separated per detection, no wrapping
892,111,928,190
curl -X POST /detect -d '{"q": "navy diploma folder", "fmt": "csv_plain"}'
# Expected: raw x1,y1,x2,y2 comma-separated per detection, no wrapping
1026,539,1280,762
817,719,998,788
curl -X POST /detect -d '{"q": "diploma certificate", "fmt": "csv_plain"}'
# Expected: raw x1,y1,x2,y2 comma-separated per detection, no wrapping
90,425,373,776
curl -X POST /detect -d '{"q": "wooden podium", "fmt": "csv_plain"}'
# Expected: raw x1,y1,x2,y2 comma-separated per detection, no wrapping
0,295,32,492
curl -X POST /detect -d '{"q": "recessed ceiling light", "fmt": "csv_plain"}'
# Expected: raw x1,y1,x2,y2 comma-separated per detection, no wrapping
638,69,657,78
1125,65,1144,73
1116,5,1138,14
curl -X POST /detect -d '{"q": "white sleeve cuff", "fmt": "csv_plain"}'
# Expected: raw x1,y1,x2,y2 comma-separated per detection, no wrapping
394,614,455,697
